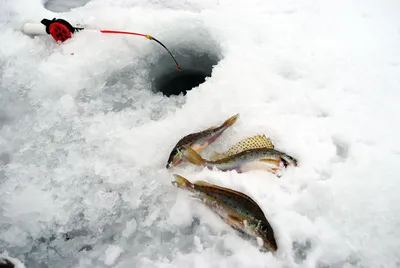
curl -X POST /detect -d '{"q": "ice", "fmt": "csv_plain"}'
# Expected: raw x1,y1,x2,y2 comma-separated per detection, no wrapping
1,0,400,267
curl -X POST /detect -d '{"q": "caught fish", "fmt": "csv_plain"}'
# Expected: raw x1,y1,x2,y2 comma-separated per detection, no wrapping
171,174,278,252
210,134,275,160
177,135,297,176
166,113,239,169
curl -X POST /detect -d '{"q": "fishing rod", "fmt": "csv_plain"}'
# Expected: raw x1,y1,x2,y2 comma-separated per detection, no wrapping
22,18,181,70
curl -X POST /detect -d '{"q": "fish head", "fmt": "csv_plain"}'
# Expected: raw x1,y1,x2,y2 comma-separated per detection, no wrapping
249,220,278,252
280,153,298,168
166,147,185,169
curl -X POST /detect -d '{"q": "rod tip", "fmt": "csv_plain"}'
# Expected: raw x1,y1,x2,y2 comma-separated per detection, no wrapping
177,65,181,70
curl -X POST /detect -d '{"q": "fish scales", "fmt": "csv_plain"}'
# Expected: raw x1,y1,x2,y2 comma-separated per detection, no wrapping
211,134,275,160
193,184,268,223
172,174,278,252
209,148,283,165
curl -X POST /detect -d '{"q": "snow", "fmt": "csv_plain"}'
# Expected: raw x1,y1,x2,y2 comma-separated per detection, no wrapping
103,245,124,266
122,218,137,238
1,0,400,267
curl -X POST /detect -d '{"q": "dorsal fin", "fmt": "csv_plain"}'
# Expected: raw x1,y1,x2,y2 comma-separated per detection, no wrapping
210,135,274,160
225,134,275,154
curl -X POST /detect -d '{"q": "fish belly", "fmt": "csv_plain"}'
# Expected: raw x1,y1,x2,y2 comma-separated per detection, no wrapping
238,160,281,173
202,197,226,214
190,191,260,244
197,194,248,232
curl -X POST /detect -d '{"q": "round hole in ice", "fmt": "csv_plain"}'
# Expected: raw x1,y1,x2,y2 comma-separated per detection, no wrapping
0,258,15,268
149,49,221,97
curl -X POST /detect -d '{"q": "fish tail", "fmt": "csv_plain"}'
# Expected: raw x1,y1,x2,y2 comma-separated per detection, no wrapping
221,113,239,129
181,146,206,166
172,174,193,188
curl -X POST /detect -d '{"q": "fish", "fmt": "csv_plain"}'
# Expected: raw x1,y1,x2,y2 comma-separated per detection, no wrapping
177,135,297,176
166,113,239,169
171,174,278,252
210,134,275,161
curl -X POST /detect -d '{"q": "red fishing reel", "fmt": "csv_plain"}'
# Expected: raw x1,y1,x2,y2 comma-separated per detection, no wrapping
41,18,83,43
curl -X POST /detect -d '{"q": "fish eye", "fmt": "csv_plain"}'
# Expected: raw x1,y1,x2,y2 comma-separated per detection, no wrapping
260,225,267,232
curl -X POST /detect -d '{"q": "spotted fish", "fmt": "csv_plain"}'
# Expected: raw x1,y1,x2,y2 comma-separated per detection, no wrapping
177,135,297,176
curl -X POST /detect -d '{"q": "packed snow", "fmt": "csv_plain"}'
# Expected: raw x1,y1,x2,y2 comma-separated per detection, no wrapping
1,0,400,267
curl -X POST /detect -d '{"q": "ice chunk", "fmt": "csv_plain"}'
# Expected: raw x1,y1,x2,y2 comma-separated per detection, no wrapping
122,219,137,238
193,236,203,252
103,245,123,266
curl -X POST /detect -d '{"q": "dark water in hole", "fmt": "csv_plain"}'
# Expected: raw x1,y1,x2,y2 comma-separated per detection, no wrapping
156,69,209,97
150,49,220,96
0,258,15,268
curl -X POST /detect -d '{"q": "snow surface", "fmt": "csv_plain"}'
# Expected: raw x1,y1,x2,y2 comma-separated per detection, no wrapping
1,0,400,267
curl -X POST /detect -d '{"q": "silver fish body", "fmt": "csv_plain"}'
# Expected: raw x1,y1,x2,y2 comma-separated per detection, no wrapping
180,146,297,175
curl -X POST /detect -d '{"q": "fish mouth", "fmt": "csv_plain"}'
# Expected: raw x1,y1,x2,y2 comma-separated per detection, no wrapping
281,154,297,168
260,237,278,252
254,229,278,252
281,157,289,168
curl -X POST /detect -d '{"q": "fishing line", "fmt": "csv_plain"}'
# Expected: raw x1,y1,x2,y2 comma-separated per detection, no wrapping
35,18,181,70
99,30,181,70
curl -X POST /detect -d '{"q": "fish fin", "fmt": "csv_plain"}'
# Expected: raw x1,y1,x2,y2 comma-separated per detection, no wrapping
228,214,242,222
257,159,283,176
267,167,280,176
222,135,275,157
203,114,235,132
221,113,240,129
202,194,219,203
180,146,206,166
172,174,193,188
225,214,245,229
